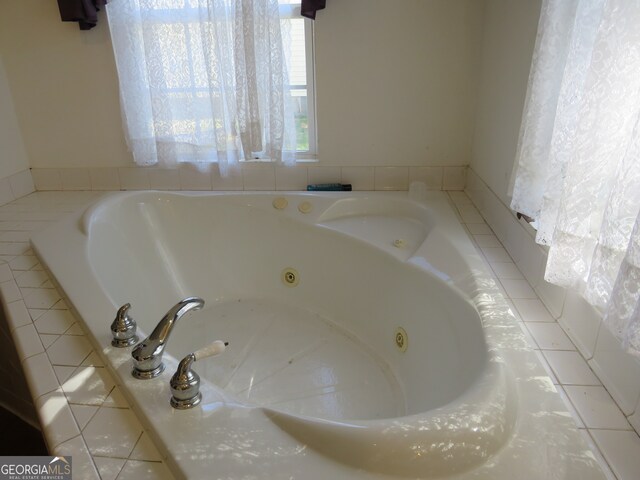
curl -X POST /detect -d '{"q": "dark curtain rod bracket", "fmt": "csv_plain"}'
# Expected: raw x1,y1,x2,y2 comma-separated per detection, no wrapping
57,0,108,31
301,0,326,20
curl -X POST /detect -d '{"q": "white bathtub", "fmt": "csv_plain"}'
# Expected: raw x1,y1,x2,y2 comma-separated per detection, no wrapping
32,190,605,479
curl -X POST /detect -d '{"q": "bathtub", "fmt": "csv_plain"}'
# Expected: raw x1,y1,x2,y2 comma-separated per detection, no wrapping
31,190,605,479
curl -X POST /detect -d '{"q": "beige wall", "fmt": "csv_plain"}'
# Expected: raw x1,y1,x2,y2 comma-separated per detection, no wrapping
0,55,30,179
470,0,541,205
0,0,131,169
0,0,485,170
315,0,484,166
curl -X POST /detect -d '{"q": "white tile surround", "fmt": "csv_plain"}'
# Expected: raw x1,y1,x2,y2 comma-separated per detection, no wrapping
30,165,468,192
0,182,638,478
0,191,172,480
465,168,640,480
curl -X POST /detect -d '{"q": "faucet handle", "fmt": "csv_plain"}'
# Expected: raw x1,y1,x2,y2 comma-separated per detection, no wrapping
193,340,228,361
110,303,139,348
170,340,228,409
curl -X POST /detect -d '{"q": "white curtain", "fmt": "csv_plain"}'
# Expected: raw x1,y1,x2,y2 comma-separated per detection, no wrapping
106,0,296,175
511,0,640,355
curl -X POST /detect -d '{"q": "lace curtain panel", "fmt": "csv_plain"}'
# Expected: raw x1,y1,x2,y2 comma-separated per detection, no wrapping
106,0,297,174
511,0,640,355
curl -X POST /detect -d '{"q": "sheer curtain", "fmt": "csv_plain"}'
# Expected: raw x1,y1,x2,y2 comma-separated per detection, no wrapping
511,0,640,355
106,0,296,175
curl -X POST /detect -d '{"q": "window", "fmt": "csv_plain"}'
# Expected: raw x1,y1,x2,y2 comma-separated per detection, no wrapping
279,0,316,156
107,0,315,171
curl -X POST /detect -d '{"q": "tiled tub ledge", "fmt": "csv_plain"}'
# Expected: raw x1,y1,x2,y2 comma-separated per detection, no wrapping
30,165,468,192
0,189,635,479
458,175,640,480
0,191,173,480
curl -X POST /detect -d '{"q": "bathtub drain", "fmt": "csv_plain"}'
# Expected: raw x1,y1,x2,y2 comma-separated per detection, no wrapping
395,327,408,352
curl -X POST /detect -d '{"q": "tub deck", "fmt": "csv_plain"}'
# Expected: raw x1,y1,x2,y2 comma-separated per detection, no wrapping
0,190,612,479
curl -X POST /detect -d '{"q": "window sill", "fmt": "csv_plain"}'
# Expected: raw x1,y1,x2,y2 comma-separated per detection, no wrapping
241,155,318,164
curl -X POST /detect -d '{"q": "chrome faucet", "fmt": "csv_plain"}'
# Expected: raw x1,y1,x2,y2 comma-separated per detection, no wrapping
170,340,228,409
131,297,205,379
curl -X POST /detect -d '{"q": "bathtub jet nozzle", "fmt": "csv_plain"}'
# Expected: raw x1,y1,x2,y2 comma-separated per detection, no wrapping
131,297,205,379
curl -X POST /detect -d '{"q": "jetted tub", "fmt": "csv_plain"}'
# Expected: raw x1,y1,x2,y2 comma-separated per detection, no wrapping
32,190,605,479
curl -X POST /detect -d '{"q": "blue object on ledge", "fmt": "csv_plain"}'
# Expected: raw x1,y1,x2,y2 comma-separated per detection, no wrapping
307,183,352,191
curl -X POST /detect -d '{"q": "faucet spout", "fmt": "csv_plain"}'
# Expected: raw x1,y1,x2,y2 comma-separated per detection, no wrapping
131,297,205,379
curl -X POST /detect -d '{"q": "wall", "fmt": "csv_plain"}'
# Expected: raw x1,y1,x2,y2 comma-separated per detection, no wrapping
470,0,540,206
0,1,130,170
315,0,484,166
0,56,29,178
0,0,485,172
468,0,640,433
0,55,34,205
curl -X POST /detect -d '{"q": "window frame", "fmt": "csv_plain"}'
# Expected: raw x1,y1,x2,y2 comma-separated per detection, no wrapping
137,1,317,161
303,12,317,158
278,2,317,159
